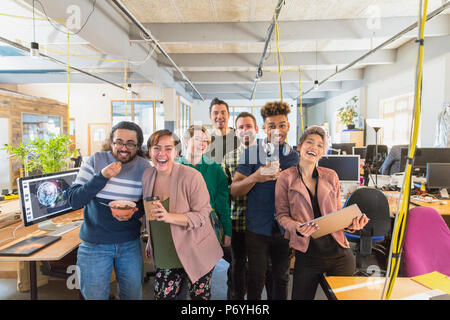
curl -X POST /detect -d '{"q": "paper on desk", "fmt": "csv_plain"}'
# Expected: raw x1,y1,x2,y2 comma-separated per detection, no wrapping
412,271,450,294
399,289,447,300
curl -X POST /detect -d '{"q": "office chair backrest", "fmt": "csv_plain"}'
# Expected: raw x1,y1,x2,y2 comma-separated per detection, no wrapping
402,207,450,277
344,187,391,237
365,145,388,167
328,148,340,155
71,156,83,168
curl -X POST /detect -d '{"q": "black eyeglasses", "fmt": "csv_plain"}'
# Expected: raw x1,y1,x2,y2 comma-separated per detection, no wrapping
113,141,137,150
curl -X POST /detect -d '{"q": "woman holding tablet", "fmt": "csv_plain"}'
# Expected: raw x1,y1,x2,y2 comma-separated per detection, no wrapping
275,125,369,300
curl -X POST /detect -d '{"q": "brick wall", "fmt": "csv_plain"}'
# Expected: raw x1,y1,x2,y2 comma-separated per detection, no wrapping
0,91,68,188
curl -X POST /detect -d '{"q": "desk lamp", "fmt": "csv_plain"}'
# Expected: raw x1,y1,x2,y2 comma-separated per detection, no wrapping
366,118,384,188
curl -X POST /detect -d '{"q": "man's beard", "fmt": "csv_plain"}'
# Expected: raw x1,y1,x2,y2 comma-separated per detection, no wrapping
113,150,136,163
241,134,256,146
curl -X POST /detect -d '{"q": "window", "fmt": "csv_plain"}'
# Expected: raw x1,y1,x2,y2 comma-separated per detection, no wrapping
111,100,164,144
111,102,132,125
379,94,414,147
22,113,61,142
177,100,191,137
333,111,347,143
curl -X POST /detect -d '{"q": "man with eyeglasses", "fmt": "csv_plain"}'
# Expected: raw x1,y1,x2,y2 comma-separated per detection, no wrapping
67,121,150,300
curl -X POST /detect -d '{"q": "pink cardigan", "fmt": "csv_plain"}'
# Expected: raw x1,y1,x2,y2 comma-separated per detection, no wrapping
142,163,223,283
275,166,350,253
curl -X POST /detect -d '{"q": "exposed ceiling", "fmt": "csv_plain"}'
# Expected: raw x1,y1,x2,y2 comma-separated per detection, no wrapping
0,0,449,105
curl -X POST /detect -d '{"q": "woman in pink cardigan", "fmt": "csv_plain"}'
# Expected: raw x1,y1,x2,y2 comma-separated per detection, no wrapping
142,130,223,300
275,126,369,300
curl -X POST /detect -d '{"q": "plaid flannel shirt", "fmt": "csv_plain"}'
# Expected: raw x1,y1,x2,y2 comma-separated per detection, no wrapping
221,145,247,233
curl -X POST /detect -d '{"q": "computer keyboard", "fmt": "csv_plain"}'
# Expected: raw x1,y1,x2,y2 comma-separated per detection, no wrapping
46,221,83,237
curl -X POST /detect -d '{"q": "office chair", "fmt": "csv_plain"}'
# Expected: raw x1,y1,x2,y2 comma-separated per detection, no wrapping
402,207,450,277
379,144,409,175
343,187,391,276
363,144,388,186
71,155,83,167
328,148,341,155
365,144,388,171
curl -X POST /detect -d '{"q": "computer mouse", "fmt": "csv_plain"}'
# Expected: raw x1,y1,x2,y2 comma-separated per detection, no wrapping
440,201,448,205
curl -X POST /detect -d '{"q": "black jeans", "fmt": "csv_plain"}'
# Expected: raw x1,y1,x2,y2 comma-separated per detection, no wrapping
292,248,356,300
245,225,290,300
222,244,232,299
230,231,247,300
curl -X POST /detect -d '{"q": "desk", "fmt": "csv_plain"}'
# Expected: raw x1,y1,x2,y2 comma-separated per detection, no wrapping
0,210,83,300
383,191,450,226
322,276,432,300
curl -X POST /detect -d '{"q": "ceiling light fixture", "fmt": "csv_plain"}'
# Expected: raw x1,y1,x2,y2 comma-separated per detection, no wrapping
314,80,319,90
313,40,318,90
30,0,40,58
30,41,39,58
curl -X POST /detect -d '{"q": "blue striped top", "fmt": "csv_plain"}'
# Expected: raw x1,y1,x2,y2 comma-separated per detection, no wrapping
68,151,151,244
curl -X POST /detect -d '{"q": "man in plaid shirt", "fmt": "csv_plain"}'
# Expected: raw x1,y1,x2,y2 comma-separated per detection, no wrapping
222,112,259,300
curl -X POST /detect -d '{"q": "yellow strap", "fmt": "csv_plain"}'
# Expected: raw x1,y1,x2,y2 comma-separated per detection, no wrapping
383,0,428,300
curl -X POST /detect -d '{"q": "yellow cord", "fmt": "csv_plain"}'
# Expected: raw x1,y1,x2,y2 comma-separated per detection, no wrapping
6,12,129,117
298,67,304,134
66,22,70,135
0,12,63,22
124,60,128,116
274,13,282,101
383,0,428,300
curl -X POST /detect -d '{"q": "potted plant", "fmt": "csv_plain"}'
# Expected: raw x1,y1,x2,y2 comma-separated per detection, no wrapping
337,96,359,130
1,134,79,177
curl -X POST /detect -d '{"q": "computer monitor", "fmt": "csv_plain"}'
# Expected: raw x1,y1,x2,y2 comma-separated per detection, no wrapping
331,143,355,155
353,146,367,159
318,155,360,182
426,163,450,190
400,147,450,175
17,169,79,228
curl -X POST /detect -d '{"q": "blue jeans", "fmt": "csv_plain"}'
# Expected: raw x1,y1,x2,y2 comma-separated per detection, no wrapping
77,238,143,300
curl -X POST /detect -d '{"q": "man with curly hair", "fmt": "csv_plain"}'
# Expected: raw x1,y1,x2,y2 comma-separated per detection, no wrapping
230,101,299,300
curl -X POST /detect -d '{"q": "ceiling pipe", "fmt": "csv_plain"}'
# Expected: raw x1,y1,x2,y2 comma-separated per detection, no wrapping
250,0,285,100
299,0,450,99
110,0,205,101
0,35,138,94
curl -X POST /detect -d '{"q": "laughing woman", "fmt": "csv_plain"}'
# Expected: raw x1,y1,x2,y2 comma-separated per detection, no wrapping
275,125,369,300
142,130,223,300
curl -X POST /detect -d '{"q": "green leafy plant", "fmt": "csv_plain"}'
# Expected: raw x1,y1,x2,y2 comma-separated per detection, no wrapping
337,96,359,126
1,134,79,176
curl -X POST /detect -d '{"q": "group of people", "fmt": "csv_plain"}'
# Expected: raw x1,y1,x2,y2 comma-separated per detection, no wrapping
67,98,369,301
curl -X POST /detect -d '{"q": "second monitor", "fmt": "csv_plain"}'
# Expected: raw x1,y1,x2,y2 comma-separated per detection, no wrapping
331,143,355,155
353,146,367,159
400,147,450,175
318,155,360,182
